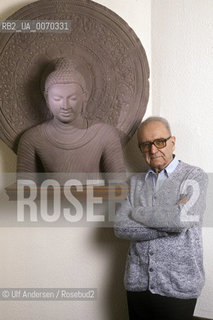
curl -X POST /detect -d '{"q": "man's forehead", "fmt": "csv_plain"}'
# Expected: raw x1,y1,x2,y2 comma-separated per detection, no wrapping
138,121,170,139
140,120,169,131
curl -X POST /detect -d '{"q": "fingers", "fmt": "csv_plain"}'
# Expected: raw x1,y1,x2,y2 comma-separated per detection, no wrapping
176,196,190,205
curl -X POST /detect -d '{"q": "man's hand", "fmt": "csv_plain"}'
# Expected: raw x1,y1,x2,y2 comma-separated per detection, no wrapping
176,196,189,205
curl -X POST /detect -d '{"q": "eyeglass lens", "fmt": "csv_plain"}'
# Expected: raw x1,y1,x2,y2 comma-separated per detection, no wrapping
139,136,171,152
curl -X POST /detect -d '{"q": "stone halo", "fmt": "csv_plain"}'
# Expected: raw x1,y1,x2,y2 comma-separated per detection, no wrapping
0,0,149,152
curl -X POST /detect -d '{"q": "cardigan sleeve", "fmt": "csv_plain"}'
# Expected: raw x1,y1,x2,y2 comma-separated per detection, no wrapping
131,167,208,233
114,179,169,241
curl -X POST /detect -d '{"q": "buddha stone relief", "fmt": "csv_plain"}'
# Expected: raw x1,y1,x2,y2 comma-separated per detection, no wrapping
17,57,125,184
0,0,150,184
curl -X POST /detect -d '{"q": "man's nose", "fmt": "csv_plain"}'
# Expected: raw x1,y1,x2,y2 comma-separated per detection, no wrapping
150,144,158,154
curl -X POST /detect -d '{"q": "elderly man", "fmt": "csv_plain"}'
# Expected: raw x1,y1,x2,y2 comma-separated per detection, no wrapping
114,116,208,320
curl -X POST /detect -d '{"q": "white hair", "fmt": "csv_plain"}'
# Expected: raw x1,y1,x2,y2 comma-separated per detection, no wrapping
138,116,172,135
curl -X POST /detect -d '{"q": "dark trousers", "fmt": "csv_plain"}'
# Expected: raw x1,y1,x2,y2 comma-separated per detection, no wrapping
127,290,197,320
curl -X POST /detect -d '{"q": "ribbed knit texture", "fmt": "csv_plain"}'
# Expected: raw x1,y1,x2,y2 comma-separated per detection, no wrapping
114,161,208,299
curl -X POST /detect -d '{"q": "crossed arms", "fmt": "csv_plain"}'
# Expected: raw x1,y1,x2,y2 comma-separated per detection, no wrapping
114,167,208,241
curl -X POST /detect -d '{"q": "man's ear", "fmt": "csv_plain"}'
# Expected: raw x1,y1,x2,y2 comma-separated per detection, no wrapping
171,136,176,152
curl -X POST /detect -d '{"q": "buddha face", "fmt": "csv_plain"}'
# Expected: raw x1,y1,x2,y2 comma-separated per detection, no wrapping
46,83,86,123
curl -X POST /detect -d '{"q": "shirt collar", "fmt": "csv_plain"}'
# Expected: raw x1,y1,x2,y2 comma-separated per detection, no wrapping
145,155,179,180
165,155,179,176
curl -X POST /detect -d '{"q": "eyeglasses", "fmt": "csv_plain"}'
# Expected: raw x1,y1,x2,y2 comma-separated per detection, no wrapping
138,136,171,153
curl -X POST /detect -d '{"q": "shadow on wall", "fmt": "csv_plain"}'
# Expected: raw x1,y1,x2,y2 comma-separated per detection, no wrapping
124,131,148,173
95,132,147,318
93,228,129,320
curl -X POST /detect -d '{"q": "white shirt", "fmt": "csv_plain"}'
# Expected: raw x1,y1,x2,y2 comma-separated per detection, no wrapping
145,155,179,192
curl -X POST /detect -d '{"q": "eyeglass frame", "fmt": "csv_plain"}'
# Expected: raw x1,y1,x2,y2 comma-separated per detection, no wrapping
138,136,172,153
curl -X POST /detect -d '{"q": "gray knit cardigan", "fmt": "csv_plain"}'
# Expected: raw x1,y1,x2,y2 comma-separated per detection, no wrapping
114,161,208,299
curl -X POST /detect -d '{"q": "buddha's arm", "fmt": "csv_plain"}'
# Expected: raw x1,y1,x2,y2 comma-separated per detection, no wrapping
101,127,125,181
17,132,39,182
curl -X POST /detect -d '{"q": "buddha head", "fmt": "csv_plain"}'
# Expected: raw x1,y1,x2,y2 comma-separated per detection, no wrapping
44,57,88,123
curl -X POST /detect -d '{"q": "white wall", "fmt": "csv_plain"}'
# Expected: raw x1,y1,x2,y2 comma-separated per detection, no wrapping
152,0,213,318
0,1,151,320
1,0,213,319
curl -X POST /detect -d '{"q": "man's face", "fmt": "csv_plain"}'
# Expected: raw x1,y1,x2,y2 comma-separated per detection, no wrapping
138,121,176,173
46,83,85,123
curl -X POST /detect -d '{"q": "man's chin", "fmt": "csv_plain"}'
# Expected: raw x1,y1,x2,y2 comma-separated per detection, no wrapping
150,159,165,171
150,158,163,165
